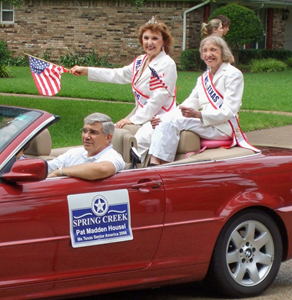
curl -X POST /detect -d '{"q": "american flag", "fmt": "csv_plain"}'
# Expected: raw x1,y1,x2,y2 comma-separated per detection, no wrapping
28,56,69,96
149,66,167,90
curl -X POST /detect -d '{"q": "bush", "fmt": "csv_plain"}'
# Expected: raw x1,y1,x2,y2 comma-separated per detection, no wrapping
180,49,206,71
239,49,292,65
0,40,30,67
286,57,292,68
179,49,292,70
5,55,29,66
59,48,113,68
0,65,11,78
250,58,287,73
0,41,12,77
0,41,11,64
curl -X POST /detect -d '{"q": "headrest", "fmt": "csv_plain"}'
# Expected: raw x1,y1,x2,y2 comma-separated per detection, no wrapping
123,124,141,135
24,129,52,156
112,128,137,163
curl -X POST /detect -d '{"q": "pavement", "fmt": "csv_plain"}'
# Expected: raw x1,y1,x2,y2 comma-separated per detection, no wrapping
245,125,292,149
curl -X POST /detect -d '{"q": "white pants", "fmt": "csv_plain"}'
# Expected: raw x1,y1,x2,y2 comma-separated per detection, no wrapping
135,121,153,163
149,109,231,162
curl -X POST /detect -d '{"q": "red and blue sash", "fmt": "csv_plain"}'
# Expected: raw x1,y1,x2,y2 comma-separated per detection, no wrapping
201,71,260,153
131,55,149,107
131,55,176,111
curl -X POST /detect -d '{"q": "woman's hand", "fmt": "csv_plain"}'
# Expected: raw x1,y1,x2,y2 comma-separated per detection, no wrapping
150,116,161,129
179,105,202,119
70,66,88,76
115,119,133,129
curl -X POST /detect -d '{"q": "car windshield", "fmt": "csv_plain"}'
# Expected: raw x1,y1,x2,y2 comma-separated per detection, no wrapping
0,106,42,153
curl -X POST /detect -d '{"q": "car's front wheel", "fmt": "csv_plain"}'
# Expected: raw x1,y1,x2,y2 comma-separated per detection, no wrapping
207,209,282,298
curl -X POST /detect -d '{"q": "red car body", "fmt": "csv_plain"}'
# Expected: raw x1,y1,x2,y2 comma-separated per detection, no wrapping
1,105,292,299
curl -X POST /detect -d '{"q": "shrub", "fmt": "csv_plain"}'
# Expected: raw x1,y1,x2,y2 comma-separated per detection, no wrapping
0,65,11,78
5,55,29,66
59,48,113,68
286,57,292,68
250,58,287,73
42,50,51,62
180,49,292,71
0,40,30,67
210,3,264,65
240,49,292,65
0,41,12,77
180,49,206,71
0,41,11,64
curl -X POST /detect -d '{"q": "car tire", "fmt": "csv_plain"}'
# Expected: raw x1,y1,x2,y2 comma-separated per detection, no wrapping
207,209,282,298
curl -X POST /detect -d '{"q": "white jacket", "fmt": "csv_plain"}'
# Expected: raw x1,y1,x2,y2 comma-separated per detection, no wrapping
182,62,244,136
88,50,177,125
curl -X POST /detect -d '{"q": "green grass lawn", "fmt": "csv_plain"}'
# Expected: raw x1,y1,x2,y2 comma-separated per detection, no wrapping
2,67,292,111
1,67,292,147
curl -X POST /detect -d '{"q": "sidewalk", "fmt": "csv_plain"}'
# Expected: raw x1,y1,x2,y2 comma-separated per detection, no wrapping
245,125,292,149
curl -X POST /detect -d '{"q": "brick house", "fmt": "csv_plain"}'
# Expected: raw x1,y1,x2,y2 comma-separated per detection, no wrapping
0,0,291,66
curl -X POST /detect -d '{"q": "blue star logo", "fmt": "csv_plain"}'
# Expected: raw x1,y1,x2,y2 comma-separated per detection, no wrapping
91,195,108,216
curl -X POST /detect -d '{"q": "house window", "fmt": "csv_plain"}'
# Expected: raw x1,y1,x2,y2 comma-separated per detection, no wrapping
1,2,14,23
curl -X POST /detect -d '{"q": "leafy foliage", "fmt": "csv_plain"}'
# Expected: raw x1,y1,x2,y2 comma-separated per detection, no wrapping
180,49,206,71
210,3,264,65
2,0,23,6
250,59,287,73
286,57,292,67
0,41,11,64
0,41,12,77
239,49,292,65
59,48,112,68
0,65,11,77
210,3,264,48
4,55,29,66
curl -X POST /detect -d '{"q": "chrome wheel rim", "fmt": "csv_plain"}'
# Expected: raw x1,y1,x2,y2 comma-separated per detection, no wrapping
226,220,274,287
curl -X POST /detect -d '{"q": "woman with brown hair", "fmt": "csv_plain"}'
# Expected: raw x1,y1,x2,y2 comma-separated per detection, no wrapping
71,16,177,163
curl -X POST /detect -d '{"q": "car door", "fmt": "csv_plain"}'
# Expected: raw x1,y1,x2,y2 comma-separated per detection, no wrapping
152,161,238,269
0,168,165,291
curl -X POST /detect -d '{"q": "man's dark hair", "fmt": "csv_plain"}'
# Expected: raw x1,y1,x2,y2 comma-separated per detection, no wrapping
213,15,231,27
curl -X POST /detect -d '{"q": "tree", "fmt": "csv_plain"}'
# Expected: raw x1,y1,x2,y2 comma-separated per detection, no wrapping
210,3,264,66
2,0,23,6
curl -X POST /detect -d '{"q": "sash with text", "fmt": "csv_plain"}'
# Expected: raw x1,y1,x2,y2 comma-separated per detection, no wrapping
201,71,260,153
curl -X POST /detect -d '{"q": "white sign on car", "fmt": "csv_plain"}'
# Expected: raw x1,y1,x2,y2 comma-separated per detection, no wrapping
68,189,133,248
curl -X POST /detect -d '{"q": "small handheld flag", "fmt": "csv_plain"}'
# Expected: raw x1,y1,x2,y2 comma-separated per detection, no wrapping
27,55,69,96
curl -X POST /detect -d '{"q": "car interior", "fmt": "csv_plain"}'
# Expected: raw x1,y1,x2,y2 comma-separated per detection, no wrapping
23,126,258,170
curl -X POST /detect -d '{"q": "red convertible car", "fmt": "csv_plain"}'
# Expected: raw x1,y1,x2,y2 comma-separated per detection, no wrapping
1,104,292,300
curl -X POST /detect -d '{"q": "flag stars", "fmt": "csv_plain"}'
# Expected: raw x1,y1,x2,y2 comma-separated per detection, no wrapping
29,57,50,75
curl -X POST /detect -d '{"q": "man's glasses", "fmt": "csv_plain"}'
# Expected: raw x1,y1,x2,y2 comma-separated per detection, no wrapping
81,128,99,135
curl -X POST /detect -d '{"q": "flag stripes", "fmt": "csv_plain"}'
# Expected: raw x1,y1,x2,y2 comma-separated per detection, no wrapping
29,56,68,96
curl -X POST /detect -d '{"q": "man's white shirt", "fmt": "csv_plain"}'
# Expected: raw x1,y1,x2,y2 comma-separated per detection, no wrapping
48,145,125,174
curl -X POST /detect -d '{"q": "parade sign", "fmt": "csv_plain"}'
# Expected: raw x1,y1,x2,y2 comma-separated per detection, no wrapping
68,189,133,248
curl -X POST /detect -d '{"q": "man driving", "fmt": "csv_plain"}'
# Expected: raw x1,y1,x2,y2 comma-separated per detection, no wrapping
48,112,125,180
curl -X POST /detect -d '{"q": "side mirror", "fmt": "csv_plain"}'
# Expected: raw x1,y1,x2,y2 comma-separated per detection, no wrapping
2,159,48,182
